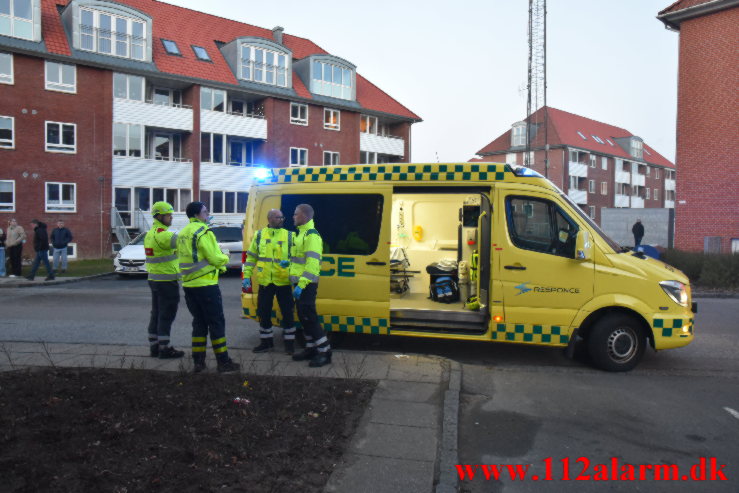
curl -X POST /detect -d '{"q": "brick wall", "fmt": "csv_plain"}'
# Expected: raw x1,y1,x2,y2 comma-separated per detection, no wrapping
0,53,112,259
674,7,739,252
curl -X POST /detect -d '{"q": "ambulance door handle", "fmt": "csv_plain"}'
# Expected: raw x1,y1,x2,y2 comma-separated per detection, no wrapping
366,261,387,266
504,264,526,271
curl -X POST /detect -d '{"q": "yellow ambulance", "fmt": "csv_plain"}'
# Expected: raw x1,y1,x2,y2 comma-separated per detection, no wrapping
241,162,695,371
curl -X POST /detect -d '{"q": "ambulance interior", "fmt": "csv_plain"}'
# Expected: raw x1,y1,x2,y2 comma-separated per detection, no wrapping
389,191,490,333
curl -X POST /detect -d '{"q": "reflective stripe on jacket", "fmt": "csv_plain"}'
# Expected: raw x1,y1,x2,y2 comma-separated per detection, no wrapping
144,218,180,282
176,218,229,288
289,219,323,289
242,227,292,286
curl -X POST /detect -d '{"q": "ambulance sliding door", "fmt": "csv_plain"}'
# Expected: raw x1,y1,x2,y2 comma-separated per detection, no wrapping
281,185,392,334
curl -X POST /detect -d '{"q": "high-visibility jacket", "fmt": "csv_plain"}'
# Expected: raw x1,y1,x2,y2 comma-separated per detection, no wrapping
144,218,180,282
176,218,229,288
289,219,323,289
242,227,292,286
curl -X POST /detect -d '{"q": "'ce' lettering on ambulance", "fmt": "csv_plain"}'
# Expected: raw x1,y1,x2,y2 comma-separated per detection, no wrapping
320,256,356,277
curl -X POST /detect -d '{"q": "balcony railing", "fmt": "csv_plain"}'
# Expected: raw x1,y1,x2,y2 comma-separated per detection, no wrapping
665,178,676,191
568,189,588,205
144,155,192,163
360,132,405,157
631,196,645,208
113,98,193,131
201,109,268,140
664,200,675,208
615,194,630,207
615,170,630,183
631,172,645,187
568,161,588,178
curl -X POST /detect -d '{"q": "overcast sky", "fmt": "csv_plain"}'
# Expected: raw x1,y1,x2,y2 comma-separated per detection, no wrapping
166,0,679,163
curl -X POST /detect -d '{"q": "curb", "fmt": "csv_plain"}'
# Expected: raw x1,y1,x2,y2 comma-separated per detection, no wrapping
0,272,114,288
435,360,461,493
693,292,739,299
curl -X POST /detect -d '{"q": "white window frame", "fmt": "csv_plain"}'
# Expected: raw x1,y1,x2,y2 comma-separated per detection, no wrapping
588,206,596,219
601,182,608,195
289,147,308,167
290,103,308,126
646,188,650,200
45,182,77,213
0,52,13,84
0,115,14,149
655,168,660,180
589,155,596,168
113,123,143,157
199,190,247,214
323,108,340,131
201,132,225,164
79,8,146,61
360,151,377,165
646,166,651,176
113,73,145,101
0,179,15,211
511,123,526,147
361,115,378,135
601,156,608,170
45,61,77,93
312,60,352,100
588,180,595,193
0,0,33,40
45,121,77,154
201,87,227,112
654,188,659,201
323,151,339,166
227,139,255,166
240,44,289,87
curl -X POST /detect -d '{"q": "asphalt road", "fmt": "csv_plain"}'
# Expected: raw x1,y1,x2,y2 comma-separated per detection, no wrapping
0,276,737,492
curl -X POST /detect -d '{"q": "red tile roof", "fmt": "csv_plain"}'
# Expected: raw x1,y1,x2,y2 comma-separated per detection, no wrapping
658,0,719,15
41,0,419,120
476,106,675,169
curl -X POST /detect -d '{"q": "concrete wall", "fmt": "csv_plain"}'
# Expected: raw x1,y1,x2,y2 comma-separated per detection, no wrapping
601,208,674,248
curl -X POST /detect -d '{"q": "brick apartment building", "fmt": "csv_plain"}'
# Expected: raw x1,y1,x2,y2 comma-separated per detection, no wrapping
473,106,676,225
0,0,420,259
658,0,739,253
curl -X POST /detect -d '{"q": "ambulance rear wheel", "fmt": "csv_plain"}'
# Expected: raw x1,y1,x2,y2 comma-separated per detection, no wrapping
587,314,645,372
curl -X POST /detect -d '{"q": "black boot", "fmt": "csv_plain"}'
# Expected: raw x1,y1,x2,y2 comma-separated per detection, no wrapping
252,339,274,353
292,348,317,361
149,345,159,357
217,358,241,373
193,355,206,373
159,346,185,359
309,350,332,368
284,340,295,355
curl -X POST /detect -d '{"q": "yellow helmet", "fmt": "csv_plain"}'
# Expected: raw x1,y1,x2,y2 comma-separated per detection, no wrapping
151,201,174,217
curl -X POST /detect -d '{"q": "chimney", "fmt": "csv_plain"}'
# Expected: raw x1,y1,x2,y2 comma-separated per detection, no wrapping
272,26,284,44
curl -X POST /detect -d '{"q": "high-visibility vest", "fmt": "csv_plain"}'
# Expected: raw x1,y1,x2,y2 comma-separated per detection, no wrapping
176,218,229,288
242,227,292,286
144,219,180,282
289,219,323,289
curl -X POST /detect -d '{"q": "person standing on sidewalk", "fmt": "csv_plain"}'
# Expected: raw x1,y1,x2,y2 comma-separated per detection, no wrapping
25,219,54,281
0,225,6,277
5,219,26,277
144,202,184,360
177,202,239,373
50,220,73,274
290,204,331,367
242,209,296,354
632,219,645,249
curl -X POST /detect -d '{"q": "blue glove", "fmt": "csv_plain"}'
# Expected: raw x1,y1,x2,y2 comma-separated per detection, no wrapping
279,260,290,268
242,278,251,290
293,285,303,299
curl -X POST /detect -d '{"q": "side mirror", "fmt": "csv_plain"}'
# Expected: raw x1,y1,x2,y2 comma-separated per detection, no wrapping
575,230,592,261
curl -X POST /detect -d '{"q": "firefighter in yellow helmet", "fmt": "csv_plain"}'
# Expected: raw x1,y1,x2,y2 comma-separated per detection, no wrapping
177,201,239,373
144,201,184,359
242,209,296,354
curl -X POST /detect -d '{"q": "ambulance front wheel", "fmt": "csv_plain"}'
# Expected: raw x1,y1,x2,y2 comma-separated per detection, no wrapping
587,314,646,372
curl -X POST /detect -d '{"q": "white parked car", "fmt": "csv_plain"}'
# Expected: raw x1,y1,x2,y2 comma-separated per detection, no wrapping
114,224,243,277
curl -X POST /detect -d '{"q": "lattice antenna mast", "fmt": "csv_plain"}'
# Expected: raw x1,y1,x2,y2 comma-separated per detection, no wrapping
525,0,548,175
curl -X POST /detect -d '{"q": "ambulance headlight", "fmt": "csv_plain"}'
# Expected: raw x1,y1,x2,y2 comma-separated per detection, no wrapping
660,280,688,307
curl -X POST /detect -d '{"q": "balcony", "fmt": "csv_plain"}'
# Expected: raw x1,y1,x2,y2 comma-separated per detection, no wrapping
615,170,630,183
615,194,630,207
201,110,267,140
114,98,193,131
631,171,645,187
631,196,645,208
112,156,193,189
568,161,588,178
568,189,588,205
665,200,675,208
360,133,405,157
665,178,676,191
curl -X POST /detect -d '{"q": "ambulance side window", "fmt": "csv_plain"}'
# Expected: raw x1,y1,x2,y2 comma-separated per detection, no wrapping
281,194,383,255
506,196,578,258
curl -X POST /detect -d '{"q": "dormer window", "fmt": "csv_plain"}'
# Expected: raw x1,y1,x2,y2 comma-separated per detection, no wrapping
0,0,34,40
630,137,643,160
79,8,146,60
312,60,352,100
511,122,526,147
240,44,288,87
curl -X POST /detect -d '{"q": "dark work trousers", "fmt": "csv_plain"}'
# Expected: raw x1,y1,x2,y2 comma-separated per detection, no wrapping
296,283,330,353
28,250,53,278
184,284,230,363
256,283,295,340
147,280,180,351
7,244,22,276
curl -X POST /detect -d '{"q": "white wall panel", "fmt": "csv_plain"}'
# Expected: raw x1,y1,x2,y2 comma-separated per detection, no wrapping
568,161,588,178
113,157,193,189
201,110,267,139
200,163,256,192
359,133,405,157
113,99,193,131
